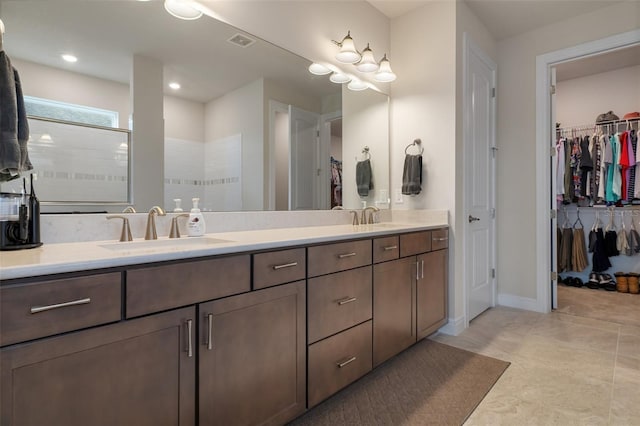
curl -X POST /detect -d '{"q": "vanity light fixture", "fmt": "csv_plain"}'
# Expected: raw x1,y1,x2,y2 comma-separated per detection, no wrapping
329,72,351,84
374,54,397,82
61,54,78,63
333,31,361,64
168,82,181,90
308,63,332,76
355,44,379,73
164,0,203,20
347,78,368,91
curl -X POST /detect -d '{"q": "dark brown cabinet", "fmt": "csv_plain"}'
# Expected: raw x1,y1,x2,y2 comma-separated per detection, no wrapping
373,256,416,366
416,249,448,339
199,281,306,426
373,229,449,366
0,307,196,426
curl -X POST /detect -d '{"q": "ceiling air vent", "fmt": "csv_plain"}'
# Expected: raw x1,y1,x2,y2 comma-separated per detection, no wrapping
227,33,256,48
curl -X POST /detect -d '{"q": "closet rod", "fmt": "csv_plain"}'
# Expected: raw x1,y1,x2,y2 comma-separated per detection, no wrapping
558,117,639,132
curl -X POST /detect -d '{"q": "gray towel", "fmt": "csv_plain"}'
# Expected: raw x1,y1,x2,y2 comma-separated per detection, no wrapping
356,159,373,197
402,154,422,195
1,51,32,182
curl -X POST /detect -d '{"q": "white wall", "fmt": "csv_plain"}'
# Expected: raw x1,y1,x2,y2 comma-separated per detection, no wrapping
164,95,205,141
13,58,130,128
205,78,264,210
389,1,458,325
497,1,640,301
556,64,640,126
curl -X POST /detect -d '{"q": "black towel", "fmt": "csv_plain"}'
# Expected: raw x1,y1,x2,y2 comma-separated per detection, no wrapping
356,159,373,197
401,154,422,195
0,51,31,181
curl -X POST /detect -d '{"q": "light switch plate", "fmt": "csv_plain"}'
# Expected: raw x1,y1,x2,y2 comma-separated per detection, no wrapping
394,189,403,204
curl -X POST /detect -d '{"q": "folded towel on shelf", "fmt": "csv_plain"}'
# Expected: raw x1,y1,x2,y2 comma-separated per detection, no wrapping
0,51,32,182
402,154,422,195
356,159,373,197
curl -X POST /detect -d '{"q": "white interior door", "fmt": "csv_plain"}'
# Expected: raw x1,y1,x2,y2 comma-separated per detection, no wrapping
464,35,497,322
289,106,320,210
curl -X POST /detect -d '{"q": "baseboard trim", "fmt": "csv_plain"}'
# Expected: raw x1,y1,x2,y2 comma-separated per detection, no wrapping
438,315,466,336
497,293,540,312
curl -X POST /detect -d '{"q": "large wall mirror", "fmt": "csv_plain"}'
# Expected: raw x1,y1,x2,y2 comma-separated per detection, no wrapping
0,0,389,212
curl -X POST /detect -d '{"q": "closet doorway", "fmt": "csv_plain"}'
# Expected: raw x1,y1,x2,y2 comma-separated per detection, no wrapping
535,29,640,318
552,45,640,322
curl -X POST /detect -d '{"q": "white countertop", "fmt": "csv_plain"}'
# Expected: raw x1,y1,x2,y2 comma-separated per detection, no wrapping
0,222,447,280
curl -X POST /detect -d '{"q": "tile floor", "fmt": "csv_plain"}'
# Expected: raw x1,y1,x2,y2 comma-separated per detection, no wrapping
431,305,640,425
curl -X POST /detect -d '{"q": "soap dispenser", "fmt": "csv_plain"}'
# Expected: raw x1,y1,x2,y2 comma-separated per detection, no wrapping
187,198,205,237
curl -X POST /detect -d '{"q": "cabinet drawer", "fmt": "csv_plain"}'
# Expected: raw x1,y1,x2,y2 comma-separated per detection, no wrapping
431,228,449,251
308,239,371,277
373,235,399,263
400,231,432,257
308,266,372,344
126,255,250,318
1,272,122,346
253,248,306,290
308,320,372,407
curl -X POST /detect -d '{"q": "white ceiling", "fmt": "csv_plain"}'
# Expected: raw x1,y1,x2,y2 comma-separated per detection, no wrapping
1,0,339,104
368,0,623,41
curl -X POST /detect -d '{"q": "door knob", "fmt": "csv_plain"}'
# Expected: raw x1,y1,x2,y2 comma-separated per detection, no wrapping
468,215,480,223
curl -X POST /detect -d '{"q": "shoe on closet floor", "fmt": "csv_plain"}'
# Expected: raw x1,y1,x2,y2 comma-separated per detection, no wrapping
599,273,617,291
587,273,600,289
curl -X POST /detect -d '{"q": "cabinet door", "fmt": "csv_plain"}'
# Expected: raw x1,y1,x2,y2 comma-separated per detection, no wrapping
0,307,196,426
199,281,306,426
373,257,416,367
416,249,448,340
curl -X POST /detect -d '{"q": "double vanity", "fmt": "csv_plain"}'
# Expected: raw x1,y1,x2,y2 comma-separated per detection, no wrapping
0,220,448,425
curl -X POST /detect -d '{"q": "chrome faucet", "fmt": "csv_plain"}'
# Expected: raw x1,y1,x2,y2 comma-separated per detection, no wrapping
145,206,166,240
361,206,380,224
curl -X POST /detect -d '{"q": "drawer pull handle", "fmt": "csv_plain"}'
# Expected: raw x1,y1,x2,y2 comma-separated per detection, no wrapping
186,319,193,358
337,297,357,305
433,237,448,242
337,356,357,368
421,259,425,279
206,313,213,350
272,262,298,270
383,245,398,251
30,298,91,314
338,252,357,259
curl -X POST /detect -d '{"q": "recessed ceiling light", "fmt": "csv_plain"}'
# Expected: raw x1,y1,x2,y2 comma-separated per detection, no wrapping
62,54,78,63
169,82,181,90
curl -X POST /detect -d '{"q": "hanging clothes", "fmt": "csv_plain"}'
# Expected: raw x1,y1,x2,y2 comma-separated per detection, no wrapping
591,228,612,272
571,227,589,272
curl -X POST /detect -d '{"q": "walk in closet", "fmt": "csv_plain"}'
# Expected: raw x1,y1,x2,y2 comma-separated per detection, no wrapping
553,44,640,315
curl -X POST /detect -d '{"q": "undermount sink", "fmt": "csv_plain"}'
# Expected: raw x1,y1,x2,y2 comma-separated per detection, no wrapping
99,237,234,253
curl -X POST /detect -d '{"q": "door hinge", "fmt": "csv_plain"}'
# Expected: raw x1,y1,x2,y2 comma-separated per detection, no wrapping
550,209,557,219
551,271,558,281
490,208,496,219
550,85,556,95
491,87,496,98
491,268,496,279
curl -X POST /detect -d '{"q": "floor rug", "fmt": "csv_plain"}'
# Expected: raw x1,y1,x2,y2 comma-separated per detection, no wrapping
289,338,510,425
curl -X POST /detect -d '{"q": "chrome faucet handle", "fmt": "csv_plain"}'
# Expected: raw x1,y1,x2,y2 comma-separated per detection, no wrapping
145,206,166,240
106,215,133,242
169,213,190,239
350,210,359,226
122,206,136,213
